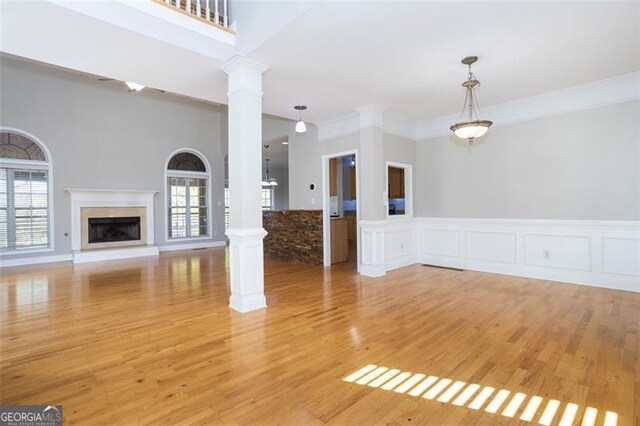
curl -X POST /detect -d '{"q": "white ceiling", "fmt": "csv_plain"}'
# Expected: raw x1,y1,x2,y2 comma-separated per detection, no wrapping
250,1,639,123
2,1,638,128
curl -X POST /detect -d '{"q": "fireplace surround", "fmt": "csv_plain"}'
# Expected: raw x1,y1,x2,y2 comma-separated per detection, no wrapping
66,189,159,263
80,206,147,250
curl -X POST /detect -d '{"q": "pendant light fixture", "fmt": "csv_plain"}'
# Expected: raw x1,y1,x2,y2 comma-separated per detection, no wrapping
262,145,278,186
294,105,307,134
450,56,492,145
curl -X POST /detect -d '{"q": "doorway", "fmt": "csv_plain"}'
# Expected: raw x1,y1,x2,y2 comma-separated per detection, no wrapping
322,150,360,272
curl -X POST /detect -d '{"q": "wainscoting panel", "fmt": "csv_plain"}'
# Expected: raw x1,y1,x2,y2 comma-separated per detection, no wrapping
524,234,591,271
384,219,417,271
418,228,461,258
602,237,640,277
467,231,517,264
415,218,639,293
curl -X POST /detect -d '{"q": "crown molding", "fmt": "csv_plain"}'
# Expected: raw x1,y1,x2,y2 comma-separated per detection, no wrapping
355,104,386,128
316,72,639,143
415,71,640,141
316,113,360,141
316,111,416,142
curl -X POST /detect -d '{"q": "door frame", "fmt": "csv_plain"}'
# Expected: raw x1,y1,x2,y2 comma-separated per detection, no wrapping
322,149,360,272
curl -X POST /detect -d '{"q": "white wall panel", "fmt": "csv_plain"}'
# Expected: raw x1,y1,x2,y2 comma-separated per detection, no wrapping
418,229,461,257
602,237,640,277
524,234,591,271
415,218,639,293
467,231,517,263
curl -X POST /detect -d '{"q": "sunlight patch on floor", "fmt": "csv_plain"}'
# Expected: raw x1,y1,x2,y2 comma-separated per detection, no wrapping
342,364,618,425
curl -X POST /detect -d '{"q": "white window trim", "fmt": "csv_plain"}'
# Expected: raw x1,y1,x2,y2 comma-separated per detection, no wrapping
385,161,413,220
261,186,274,210
163,148,212,242
0,127,54,255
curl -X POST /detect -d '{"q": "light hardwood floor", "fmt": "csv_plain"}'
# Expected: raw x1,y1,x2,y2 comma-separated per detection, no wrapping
1,248,638,425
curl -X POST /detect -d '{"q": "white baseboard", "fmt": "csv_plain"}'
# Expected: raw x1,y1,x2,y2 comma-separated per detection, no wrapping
416,218,639,293
158,240,226,252
0,254,73,268
385,254,417,272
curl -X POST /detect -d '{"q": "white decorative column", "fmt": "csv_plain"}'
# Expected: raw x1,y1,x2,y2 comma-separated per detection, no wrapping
221,56,269,313
356,105,387,277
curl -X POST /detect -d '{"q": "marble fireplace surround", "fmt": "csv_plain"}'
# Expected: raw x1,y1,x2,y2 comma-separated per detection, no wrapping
66,189,159,263
80,206,147,250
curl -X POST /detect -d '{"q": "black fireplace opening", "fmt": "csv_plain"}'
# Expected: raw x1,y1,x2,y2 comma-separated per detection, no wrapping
88,216,141,244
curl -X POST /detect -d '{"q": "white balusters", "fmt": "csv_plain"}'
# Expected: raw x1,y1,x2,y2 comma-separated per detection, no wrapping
162,0,229,29
223,0,227,27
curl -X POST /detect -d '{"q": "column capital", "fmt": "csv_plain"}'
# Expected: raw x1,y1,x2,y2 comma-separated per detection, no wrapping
355,104,386,129
221,55,268,75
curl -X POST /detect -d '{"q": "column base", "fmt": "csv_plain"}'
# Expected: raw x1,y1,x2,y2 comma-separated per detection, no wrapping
360,264,386,278
229,291,267,313
226,227,268,313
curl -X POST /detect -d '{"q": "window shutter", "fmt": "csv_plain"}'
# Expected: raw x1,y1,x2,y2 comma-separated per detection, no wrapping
0,168,49,250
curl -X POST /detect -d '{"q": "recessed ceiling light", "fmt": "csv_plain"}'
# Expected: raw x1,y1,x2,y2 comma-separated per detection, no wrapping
282,141,289,145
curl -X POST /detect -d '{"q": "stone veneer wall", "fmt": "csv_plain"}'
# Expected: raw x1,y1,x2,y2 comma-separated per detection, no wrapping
262,210,323,265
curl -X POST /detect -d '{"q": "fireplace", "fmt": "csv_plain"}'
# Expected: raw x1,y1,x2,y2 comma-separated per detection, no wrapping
88,216,141,244
67,189,159,263
79,206,148,250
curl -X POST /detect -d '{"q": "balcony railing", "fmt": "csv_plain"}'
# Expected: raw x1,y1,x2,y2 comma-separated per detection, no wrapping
153,0,231,31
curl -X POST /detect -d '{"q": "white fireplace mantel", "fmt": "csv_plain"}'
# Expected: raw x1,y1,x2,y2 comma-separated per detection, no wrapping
66,189,159,253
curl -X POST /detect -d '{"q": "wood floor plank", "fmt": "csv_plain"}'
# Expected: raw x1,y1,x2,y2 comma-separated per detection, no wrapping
1,247,638,425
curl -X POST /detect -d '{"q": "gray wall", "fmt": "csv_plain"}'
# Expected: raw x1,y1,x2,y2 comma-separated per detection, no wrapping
415,101,640,220
288,128,353,210
0,55,228,259
287,130,417,216
269,166,289,210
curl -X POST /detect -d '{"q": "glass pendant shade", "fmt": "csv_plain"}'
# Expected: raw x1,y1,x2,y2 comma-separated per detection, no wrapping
295,119,307,134
263,156,277,186
451,120,492,140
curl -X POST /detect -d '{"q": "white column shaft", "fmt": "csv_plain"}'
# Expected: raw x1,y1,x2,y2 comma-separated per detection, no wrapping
356,105,386,277
222,56,269,312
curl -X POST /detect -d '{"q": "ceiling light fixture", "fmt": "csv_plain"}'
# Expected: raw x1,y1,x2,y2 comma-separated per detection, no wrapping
450,56,492,145
262,145,278,186
294,105,307,134
125,81,145,92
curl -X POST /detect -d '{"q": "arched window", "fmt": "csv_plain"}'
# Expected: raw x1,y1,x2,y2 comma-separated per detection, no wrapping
166,150,210,240
0,129,51,251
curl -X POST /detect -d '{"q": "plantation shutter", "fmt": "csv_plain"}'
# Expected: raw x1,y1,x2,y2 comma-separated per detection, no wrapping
0,168,49,250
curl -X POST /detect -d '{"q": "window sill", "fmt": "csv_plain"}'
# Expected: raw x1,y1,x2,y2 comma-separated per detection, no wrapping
0,247,54,256
166,236,211,243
